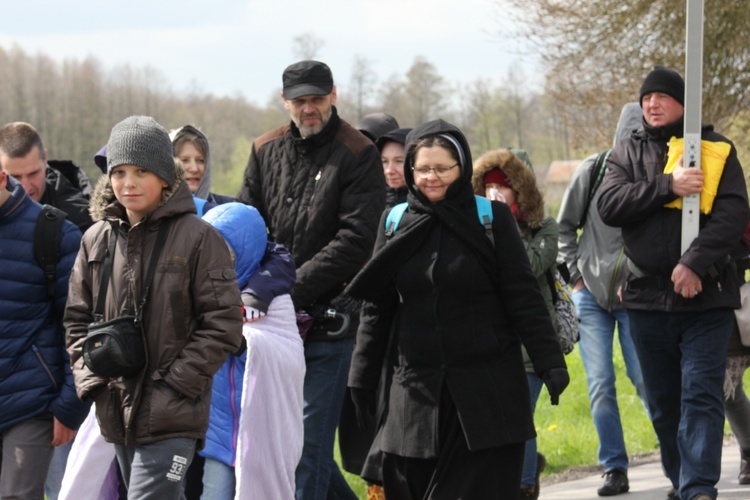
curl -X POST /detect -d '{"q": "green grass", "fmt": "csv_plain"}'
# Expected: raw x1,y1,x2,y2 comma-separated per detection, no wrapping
337,334,742,498
334,435,368,498
533,339,657,474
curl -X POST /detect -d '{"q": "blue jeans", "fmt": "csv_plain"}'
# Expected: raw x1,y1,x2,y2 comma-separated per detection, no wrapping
295,338,357,500
521,372,544,487
572,287,648,473
628,308,733,500
201,457,235,500
45,439,74,500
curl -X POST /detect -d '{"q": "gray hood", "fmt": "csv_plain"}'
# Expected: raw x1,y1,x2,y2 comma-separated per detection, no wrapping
556,102,643,310
613,102,643,148
170,125,212,200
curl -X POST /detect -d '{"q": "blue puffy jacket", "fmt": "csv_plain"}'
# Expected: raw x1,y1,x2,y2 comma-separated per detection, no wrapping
0,176,90,432
200,203,296,466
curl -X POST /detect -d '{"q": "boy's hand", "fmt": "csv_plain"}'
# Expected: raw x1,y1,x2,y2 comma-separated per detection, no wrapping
51,417,77,446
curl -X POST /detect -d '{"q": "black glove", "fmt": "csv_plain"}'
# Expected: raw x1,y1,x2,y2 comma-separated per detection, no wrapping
542,367,570,405
350,387,376,431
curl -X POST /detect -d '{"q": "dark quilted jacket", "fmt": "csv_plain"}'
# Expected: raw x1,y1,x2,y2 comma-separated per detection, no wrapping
237,108,385,309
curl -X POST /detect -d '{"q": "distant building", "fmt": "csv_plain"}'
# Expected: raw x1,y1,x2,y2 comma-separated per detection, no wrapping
543,159,583,214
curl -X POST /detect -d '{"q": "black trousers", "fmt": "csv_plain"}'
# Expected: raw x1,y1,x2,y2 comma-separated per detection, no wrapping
382,394,524,499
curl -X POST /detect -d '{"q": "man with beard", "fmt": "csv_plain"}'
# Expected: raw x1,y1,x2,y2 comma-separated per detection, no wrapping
238,60,385,500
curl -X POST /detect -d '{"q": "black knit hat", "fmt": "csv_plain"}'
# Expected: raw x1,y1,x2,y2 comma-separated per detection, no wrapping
282,60,334,100
107,116,176,188
639,66,685,107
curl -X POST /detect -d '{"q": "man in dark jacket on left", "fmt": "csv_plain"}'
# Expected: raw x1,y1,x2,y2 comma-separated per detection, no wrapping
0,122,92,232
0,169,90,498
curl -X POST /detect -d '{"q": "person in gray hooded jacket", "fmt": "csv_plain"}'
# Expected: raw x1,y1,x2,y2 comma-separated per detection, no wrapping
556,102,649,497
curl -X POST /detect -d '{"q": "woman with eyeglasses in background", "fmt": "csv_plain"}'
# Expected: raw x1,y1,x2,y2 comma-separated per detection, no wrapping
345,119,569,498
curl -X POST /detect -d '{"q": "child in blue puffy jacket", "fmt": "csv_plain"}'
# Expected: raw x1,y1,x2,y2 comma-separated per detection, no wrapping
201,202,305,500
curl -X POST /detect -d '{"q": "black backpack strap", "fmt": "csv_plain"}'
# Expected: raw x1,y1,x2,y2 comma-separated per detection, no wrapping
135,221,171,327
578,149,612,229
34,205,68,299
93,227,119,321
93,221,170,325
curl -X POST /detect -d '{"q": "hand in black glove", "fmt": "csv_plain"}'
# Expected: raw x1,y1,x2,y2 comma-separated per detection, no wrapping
350,387,376,431
542,367,570,405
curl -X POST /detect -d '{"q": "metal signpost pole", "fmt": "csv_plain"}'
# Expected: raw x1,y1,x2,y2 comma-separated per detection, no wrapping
681,0,704,254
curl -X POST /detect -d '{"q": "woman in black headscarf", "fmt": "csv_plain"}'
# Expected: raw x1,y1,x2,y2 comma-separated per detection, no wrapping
346,119,569,498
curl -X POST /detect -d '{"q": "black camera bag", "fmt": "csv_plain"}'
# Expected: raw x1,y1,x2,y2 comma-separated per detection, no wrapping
83,221,169,378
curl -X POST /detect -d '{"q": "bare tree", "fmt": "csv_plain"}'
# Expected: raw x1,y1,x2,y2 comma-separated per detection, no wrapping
463,78,502,154
503,64,531,149
498,0,750,149
292,33,325,61
402,56,447,126
350,55,377,121
376,75,407,122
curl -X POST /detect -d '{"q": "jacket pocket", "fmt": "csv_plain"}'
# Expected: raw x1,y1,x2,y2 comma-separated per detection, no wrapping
95,386,125,440
147,381,208,436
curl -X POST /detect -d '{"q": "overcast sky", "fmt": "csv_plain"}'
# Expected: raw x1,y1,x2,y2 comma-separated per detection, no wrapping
0,0,540,105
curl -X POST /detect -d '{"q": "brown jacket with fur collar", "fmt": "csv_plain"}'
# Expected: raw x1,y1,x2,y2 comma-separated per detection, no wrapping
65,169,243,446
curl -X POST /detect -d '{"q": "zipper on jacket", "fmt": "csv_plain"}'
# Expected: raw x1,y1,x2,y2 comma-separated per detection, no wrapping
607,247,626,311
32,345,59,391
229,356,240,465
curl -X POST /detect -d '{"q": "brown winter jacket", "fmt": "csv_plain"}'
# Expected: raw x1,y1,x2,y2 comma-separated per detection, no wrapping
473,149,559,371
65,168,243,447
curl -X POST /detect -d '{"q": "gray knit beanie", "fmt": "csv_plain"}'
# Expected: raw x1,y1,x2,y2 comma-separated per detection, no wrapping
107,116,176,188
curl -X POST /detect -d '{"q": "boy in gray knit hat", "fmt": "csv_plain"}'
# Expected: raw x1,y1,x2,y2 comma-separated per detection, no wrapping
105,116,177,225
64,115,243,498
107,115,176,187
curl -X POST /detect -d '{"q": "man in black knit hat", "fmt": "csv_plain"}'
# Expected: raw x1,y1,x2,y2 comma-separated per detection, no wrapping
597,67,748,500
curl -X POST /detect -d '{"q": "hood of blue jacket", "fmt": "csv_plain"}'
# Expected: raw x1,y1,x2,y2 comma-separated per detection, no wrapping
203,202,267,289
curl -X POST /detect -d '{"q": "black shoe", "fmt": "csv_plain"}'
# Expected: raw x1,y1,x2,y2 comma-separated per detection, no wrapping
667,486,677,499
597,468,629,496
535,453,546,492
740,448,750,485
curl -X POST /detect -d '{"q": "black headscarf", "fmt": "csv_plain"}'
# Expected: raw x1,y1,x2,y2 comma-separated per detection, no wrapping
345,119,500,302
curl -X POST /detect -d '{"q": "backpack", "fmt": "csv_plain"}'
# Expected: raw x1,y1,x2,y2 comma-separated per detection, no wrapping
545,267,579,354
577,149,611,229
47,160,93,200
34,204,68,299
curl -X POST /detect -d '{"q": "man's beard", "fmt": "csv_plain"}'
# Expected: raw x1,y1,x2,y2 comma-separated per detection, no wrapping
292,106,332,138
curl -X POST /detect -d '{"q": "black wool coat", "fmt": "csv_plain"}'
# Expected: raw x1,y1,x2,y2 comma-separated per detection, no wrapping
348,120,566,458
